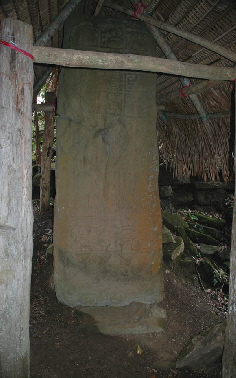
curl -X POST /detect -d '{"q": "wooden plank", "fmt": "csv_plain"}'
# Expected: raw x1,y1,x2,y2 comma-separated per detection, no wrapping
0,18,34,376
32,46,236,81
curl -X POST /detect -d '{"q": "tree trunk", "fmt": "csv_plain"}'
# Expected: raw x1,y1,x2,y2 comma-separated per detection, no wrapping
40,92,55,212
222,83,236,377
0,18,34,377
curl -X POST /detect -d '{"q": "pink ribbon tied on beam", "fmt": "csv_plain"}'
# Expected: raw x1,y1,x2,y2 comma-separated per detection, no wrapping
180,83,191,98
133,2,146,18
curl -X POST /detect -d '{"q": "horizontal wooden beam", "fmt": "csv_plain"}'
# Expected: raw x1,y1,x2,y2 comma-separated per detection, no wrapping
105,1,236,63
156,80,221,105
33,103,55,112
159,111,231,120
32,46,236,81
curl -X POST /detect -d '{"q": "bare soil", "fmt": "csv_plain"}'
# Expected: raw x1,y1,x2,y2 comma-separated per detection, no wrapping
30,200,225,377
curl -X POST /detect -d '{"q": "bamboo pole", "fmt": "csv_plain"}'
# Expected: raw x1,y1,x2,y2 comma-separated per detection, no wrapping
33,0,82,96
127,0,209,124
156,80,221,105
94,0,105,15
105,1,236,63
0,18,34,377
33,67,53,97
35,0,82,46
32,46,236,81
146,22,209,123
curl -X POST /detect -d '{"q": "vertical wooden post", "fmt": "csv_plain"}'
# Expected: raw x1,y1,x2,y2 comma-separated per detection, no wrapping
0,19,34,377
40,92,55,212
34,111,41,166
222,83,236,377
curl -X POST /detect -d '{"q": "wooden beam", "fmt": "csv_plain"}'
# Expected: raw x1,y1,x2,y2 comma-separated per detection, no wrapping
129,0,219,124
35,0,82,46
33,103,55,112
33,67,53,97
32,46,236,81
0,18,34,376
156,80,221,105
159,111,231,120
34,111,41,166
105,1,236,63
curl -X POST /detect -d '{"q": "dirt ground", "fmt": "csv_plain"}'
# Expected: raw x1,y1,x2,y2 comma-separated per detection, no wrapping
30,200,226,377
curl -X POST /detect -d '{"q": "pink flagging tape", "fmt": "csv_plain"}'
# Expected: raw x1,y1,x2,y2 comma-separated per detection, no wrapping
0,40,34,60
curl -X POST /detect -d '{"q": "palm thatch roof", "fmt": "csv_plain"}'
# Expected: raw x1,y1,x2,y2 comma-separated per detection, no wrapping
0,0,235,181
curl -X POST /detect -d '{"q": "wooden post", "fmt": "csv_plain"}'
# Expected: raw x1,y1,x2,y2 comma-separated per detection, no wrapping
40,92,56,212
0,18,34,377
222,83,236,378
34,111,41,166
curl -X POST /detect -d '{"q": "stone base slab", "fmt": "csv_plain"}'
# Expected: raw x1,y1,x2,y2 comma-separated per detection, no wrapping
80,302,166,335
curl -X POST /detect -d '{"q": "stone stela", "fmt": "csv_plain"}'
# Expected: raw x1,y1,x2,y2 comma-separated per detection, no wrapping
53,15,165,333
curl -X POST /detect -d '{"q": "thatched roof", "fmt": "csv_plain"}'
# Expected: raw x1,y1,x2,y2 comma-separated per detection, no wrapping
0,0,236,181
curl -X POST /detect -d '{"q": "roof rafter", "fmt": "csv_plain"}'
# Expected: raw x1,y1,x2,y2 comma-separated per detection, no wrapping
105,1,236,63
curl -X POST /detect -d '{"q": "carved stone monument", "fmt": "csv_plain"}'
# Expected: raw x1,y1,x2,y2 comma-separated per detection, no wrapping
54,16,164,318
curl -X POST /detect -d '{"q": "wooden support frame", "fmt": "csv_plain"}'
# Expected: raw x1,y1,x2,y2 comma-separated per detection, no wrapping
0,18,34,377
105,1,236,63
128,0,208,124
159,111,231,120
32,46,236,81
35,0,82,46
156,80,222,105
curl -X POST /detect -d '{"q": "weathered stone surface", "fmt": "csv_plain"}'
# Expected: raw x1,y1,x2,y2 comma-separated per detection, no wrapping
171,189,194,205
159,186,173,198
159,165,190,186
196,225,224,241
188,213,226,230
187,229,219,245
162,212,189,232
198,244,219,255
176,322,226,368
162,226,175,244
171,236,184,260
215,247,231,262
80,302,166,335
193,181,234,191
163,236,184,262
53,16,163,307
195,189,228,207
